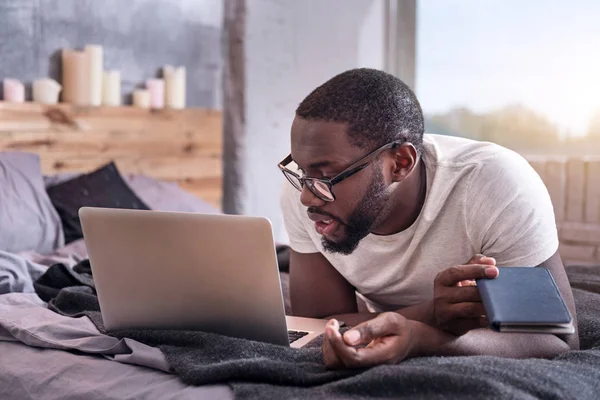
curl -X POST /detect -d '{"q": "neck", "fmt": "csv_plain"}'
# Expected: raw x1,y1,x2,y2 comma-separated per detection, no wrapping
371,158,427,236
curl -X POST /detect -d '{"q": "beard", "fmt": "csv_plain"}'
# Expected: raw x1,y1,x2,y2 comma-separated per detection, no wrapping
321,168,390,256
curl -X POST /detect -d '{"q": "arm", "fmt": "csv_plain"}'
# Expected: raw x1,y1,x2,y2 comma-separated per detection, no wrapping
324,313,570,368
290,249,358,318
421,251,578,357
290,248,433,325
534,250,579,350
327,301,433,327
324,251,577,368
410,320,571,359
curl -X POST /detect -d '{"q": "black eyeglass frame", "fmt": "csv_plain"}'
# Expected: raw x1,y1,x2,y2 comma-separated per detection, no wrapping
277,140,404,202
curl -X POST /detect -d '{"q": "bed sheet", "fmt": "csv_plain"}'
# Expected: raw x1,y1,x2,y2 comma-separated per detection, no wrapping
0,341,233,400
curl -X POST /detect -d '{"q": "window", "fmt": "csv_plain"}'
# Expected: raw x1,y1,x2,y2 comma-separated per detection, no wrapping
416,0,600,154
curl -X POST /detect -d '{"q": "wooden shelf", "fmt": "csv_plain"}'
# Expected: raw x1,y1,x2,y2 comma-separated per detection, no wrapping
0,101,223,209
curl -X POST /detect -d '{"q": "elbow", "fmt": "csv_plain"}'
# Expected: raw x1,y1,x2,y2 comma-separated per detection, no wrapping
527,335,573,359
540,341,571,359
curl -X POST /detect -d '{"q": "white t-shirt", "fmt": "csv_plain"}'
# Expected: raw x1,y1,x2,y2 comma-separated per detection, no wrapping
280,134,559,312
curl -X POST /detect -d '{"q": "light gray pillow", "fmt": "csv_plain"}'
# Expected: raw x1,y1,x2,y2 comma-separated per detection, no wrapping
123,174,220,214
0,152,64,254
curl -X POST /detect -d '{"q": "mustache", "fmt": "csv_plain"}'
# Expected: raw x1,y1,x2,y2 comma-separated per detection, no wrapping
307,207,345,225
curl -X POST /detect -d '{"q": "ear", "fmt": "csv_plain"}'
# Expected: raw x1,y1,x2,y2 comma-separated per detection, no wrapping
390,143,418,183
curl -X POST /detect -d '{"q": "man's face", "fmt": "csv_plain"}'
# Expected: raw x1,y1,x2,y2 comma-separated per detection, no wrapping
290,117,391,255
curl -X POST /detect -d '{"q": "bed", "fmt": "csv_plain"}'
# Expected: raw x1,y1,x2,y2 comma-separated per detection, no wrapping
1,103,600,399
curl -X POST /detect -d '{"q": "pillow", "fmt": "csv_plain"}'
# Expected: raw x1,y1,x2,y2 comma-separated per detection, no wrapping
0,152,64,253
123,174,220,214
44,173,221,214
46,162,150,244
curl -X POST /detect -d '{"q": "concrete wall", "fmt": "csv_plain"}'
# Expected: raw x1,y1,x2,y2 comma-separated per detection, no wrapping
244,0,386,242
0,0,223,108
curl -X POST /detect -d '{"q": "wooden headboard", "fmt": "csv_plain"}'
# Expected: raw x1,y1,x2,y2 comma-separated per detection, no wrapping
0,102,222,209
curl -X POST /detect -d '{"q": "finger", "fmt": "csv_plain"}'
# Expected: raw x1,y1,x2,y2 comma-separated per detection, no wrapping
343,313,406,346
466,254,496,266
327,324,363,368
435,264,499,287
323,323,344,368
351,336,405,367
337,332,406,368
456,279,476,287
439,286,481,303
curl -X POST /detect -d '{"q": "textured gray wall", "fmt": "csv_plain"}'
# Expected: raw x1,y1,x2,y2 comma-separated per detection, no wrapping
0,0,223,108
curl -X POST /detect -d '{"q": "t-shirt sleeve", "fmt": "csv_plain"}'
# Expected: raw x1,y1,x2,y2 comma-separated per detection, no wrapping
279,182,319,254
466,150,559,267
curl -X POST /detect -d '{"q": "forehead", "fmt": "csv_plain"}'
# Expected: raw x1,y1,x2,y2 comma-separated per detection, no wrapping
290,117,362,168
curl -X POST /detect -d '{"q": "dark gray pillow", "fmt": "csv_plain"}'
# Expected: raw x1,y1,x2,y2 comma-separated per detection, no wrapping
0,152,64,253
46,162,150,244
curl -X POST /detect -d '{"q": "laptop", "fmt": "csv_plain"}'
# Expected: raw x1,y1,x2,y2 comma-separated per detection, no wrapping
79,207,328,348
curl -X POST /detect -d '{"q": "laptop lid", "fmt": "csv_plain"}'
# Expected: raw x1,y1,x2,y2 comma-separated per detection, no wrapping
79,207,290,346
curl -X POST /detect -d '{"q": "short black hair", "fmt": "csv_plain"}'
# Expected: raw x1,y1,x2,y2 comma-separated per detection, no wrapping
296,68,424,153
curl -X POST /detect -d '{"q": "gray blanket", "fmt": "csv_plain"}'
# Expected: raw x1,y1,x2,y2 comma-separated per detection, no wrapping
36,263,600,399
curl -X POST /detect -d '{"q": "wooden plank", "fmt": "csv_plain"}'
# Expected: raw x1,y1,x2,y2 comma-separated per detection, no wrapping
559,242,596,260
0,131,221,158
544,159,567,223
176,177,222,192
586,159,600,223
39,156,221,181
566,159,586,222
0,102,222,134
0,102,223,206
526,157,547,183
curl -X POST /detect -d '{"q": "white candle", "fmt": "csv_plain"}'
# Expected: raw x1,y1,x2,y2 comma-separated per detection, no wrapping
164,65,186,109
3,79,25,103
33,78,62,104
102,70,121,106
146,79,165,109
133,89,151,109
85,45,103,106
62,49,92,105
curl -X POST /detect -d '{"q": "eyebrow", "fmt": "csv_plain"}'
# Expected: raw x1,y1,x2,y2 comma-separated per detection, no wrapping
308,160,336,169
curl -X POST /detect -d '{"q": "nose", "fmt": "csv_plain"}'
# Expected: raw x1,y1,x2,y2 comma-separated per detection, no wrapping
300,185,326,208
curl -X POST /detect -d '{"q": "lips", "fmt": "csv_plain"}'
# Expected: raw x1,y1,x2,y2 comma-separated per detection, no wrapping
308,212,341,237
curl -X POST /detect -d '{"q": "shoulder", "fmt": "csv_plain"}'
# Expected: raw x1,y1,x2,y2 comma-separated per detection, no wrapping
423,134,543,195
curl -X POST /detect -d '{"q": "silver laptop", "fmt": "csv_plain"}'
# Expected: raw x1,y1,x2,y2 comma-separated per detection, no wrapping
79,207,327,348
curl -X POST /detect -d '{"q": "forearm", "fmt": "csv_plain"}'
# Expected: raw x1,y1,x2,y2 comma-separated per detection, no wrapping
329,301,434,327
408,320,571,359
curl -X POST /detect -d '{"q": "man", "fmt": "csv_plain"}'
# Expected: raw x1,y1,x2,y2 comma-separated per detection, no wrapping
278,68,579,368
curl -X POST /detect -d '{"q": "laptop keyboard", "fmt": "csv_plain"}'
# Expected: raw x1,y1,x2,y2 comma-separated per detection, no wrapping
288,330,309,343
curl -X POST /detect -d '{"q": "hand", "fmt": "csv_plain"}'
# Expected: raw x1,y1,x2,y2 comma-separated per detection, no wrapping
322,313,415,369
432,254,499,336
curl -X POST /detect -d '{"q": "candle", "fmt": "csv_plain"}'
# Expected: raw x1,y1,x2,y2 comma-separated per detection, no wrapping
133,89,151,109
146,79,165,109
62,49,92,105
102,70,121,106
3,79,25,103
164,65,186,109
33,78,62,104
85,45,103,106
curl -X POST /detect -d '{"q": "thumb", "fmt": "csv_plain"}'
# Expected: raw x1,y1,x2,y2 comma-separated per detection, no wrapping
467,254,496,266
343,313,406,346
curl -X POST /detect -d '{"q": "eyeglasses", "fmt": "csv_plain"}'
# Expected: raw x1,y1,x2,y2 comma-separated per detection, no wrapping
277,140,403,202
